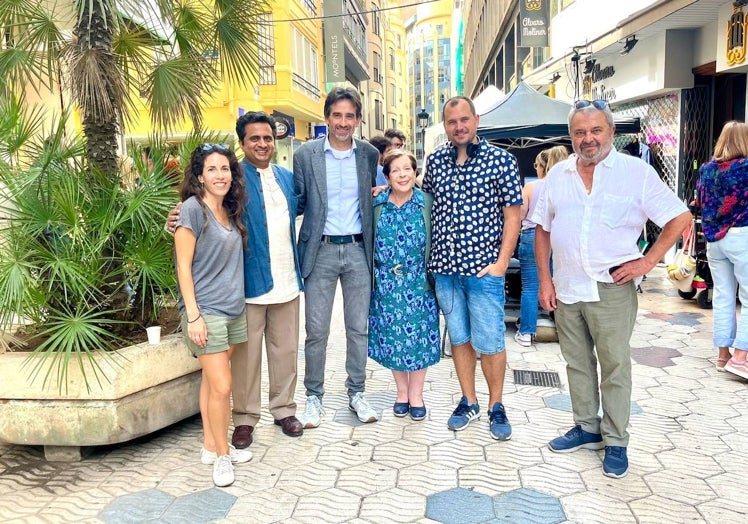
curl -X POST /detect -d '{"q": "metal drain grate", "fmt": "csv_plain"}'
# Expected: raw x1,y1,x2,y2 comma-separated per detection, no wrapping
513,369,561,388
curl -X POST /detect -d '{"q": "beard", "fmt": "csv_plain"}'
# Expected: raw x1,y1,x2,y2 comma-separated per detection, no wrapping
575,142,612,164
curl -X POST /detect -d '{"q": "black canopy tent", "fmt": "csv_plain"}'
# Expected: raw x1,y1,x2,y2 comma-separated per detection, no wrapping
475,81,641,181
477,81,641,148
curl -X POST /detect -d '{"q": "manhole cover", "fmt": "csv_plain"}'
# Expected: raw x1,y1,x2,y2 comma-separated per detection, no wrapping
513,370,560,387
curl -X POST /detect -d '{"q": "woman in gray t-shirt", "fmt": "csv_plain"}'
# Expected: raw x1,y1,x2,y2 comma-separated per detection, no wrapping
174,144,250,487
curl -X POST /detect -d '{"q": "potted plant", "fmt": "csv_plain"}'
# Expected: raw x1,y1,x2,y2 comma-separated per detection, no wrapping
0,99,233,461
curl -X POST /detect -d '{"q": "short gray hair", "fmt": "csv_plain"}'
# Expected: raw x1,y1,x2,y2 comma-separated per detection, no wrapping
568,100,615,131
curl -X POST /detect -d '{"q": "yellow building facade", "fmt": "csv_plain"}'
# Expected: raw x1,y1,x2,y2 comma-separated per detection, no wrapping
126,0,326,169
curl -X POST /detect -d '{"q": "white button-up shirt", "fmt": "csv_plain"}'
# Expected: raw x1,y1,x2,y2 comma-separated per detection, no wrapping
532,150,687,304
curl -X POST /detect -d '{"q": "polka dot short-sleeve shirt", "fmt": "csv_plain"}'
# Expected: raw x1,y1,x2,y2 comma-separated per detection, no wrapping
422,139,522,275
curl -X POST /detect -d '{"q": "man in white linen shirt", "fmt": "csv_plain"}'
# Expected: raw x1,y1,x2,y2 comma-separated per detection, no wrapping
533,99,690,479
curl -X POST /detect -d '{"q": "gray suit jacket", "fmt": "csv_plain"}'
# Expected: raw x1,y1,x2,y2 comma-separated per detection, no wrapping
293,137,379,279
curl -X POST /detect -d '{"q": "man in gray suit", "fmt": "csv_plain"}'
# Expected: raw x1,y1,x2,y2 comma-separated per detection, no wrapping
293,87,381,428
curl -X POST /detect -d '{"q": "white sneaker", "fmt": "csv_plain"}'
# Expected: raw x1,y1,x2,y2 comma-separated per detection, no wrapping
212,455,234,487
514,332,533,347
201,444,253,465
348,392,379,423
299,395,324,429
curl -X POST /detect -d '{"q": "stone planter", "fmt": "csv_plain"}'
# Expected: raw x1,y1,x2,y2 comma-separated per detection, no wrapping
0,334,201,461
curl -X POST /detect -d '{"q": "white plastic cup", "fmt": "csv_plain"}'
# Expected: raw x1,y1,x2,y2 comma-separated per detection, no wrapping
146,326,162,345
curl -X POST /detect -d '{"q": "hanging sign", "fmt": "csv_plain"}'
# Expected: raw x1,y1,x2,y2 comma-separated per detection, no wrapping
519,1,549,48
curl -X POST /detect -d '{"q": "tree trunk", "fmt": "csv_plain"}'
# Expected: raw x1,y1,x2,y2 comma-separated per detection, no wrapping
74,1,120,178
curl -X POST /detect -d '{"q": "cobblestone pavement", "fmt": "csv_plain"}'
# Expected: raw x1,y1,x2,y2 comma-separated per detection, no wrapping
1,267,747,523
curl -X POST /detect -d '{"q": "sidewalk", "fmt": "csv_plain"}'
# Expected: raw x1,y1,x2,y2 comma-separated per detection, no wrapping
0,267,746,523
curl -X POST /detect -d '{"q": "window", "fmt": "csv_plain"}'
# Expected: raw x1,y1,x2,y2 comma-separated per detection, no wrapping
301,0,316,16
291,27,320,100
391,118,397,129
390,83,396,104
436,24,443,35
438,66,447,83
388,47,395,71
371,4,380,36
374,99,384,130
258,13,276,85
373,51,381,83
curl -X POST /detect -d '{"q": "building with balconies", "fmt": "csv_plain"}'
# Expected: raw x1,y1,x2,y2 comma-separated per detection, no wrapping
363,1,410,141
126,0,326,169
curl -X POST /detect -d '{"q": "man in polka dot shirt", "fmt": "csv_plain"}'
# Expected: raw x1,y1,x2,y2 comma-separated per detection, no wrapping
421,96,522,441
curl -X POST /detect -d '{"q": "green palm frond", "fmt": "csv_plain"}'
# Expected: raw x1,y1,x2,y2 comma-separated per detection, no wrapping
147,54,210,131
23,305,129,394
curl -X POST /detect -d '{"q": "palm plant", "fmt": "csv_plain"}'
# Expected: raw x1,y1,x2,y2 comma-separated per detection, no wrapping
0,0,270,177
0,94,235,391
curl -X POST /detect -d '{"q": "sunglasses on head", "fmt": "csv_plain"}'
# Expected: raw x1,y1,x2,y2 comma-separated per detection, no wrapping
200,143,230,152
573,99,608,110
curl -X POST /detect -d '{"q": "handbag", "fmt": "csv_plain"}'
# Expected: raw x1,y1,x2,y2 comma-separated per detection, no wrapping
666,222,697,292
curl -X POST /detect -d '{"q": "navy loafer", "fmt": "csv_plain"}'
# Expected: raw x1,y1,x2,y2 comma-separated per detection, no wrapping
393,402,409,417
409,405,427,421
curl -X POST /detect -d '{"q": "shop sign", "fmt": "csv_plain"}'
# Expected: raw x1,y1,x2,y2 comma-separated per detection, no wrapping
324,1,345,81
275,118,291,140
726,3,748,66
582,62,617,102
519,1,549,48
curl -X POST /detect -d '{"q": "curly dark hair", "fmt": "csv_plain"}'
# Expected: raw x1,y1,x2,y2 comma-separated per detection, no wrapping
180,145,248,247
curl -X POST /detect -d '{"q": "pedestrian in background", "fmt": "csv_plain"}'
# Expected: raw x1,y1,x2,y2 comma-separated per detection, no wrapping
384,128,406,149
174,144,253,487
696,120,748,378
515,145,569,346
370,135,393,186
369,149,440,421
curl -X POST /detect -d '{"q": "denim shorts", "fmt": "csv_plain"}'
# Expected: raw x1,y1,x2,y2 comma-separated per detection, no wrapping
181,312,248,357
434,273,506,355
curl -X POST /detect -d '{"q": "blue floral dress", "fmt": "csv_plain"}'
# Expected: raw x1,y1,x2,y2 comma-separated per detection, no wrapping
368,190,441,371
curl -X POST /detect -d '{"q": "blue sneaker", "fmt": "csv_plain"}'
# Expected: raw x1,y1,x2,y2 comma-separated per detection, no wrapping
548,425,604,453
488,402,512,440
602,446,628,478
447,396,480,431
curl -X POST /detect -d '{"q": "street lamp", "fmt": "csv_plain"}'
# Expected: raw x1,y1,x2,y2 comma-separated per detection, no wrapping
417,107,429,163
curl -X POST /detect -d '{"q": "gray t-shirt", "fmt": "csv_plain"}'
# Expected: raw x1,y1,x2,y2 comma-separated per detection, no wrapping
175,196,245,318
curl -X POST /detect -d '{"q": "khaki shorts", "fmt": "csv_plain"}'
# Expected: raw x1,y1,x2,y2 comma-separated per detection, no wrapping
181,312,248,357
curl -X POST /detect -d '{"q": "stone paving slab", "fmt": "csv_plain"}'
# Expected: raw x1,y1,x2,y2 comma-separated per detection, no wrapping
1,267,747,523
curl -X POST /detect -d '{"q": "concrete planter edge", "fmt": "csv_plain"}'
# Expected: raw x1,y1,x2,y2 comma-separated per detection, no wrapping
0,334,201,461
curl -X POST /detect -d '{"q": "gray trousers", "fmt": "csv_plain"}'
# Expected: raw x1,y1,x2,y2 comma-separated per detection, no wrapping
555,281,637,447
303,241,371,399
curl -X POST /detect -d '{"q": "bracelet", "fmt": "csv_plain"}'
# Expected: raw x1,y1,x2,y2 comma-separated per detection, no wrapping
187,314,202,324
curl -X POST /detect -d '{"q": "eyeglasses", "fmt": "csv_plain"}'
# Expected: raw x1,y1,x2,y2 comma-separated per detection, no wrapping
200,143,230,152
573,99,608,110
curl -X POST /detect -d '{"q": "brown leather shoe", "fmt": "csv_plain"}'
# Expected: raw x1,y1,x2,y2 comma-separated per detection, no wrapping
231,425,254,448
274,416,303,437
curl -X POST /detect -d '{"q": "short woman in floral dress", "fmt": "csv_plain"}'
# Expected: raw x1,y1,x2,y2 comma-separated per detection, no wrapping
369,149,440,421
696,121,748,378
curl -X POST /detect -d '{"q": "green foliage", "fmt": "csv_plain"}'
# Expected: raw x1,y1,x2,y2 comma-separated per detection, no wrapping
0,96,183,393
0,0,271,136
